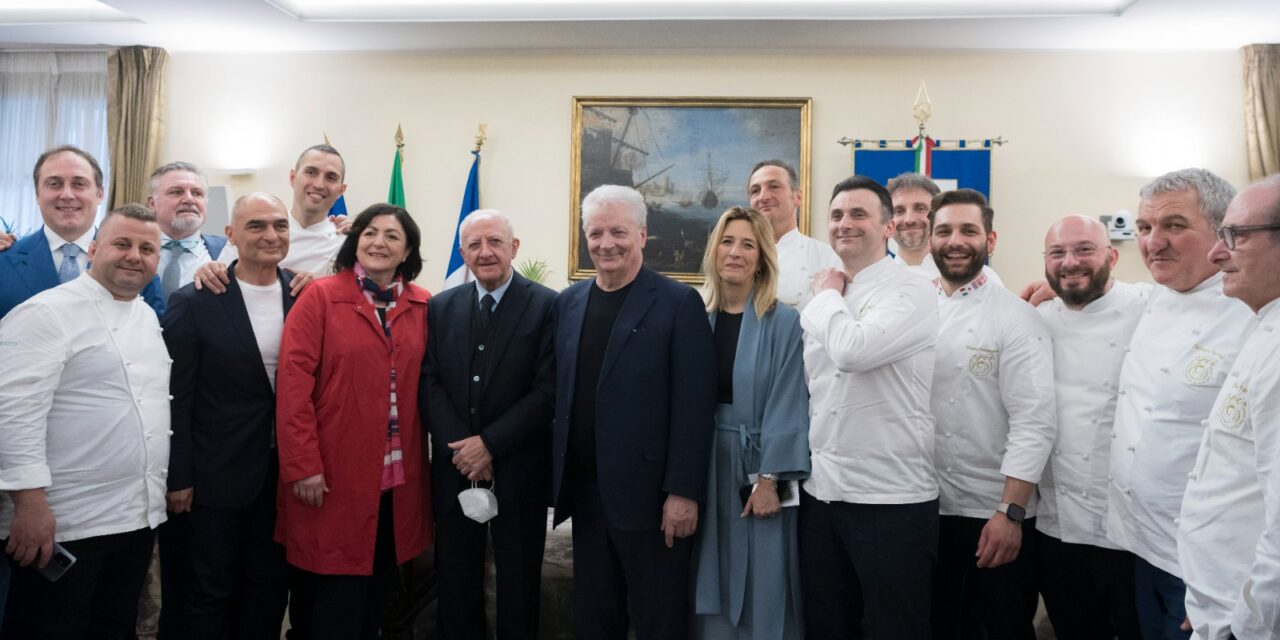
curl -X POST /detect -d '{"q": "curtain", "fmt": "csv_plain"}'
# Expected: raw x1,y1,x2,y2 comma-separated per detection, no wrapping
0,51,110,235
1244,44,1280,181
107,46,167,210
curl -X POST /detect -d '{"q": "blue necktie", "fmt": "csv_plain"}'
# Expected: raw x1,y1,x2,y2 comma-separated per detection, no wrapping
58,243,80,284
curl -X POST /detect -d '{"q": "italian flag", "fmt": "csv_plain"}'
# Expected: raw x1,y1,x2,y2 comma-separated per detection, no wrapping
912,135,936,176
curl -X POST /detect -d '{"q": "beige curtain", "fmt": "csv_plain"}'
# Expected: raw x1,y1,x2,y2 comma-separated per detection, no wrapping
106,46,167,209
1243,44,1280,181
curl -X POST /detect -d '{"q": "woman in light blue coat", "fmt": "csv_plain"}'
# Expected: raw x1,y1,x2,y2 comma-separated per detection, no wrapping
693,207,810,640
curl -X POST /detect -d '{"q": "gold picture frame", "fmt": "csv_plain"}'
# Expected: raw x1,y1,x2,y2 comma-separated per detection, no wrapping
569,96,813,283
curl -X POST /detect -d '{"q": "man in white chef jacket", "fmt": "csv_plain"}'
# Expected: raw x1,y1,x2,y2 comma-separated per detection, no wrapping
0,204,170,639
1177,175,1280,640
889,173,1007,288
799,175,939,640
747,159,840,310
927,189,1056,640
1105,168,1254,640
194,143,350,294
1034,215,1145,640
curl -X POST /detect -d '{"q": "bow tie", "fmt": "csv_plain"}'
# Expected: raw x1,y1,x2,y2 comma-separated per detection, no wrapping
162,238,202,252
361,277,397,302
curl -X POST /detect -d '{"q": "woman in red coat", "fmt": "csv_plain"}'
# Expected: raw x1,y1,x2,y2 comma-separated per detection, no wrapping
276,203,432,639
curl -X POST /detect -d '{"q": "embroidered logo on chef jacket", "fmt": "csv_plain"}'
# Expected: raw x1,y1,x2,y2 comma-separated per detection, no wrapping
966,346,999,377
1185,344,1225,385
1218,381,1248,430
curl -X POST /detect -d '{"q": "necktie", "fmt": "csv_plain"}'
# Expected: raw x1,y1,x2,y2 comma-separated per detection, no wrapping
58,244,81,284
162,238,203,252
162,244,188,299
479,293,495,330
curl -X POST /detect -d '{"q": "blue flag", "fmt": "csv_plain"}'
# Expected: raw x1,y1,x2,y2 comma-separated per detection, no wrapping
443,150,480,289
327,194,348,218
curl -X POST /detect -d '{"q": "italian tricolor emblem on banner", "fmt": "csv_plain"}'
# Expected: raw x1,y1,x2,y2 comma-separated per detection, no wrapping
912,135,936,176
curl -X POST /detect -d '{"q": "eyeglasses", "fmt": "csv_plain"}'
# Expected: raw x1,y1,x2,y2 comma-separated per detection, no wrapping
1216,223,1280,250
1043,244,1110,261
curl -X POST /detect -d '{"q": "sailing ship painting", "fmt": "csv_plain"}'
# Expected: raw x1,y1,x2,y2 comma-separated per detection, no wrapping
572,98,808,281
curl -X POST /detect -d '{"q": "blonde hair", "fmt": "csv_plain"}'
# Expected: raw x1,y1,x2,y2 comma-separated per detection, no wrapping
701,207,778,317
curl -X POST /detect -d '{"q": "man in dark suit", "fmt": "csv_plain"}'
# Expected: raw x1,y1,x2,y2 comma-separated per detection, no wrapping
0,145,164,320
552,184,717,640
422,209,556,640
161,193,294,639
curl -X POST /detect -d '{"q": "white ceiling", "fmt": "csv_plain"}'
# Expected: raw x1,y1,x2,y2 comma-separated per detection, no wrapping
0,0,1276,53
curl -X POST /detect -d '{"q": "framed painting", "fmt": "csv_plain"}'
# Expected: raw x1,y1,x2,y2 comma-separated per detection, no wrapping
569,96,812,283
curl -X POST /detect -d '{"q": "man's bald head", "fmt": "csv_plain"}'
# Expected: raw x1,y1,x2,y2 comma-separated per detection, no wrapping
227,193,290,271
1043,214,1118,309
231,193,288,226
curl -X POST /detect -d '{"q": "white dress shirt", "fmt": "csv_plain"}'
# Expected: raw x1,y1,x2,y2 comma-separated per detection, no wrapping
475,272,514,310
776,228,841,311
1036,281,1148,548
43,225,92,273
932,273,1056,519
0,274,171,542
1106,273,1254,577
894,253,1005,289
238,278,284,391
220,214,342,274
1178,299,1280,640
159,233,212,290
801,256,939,504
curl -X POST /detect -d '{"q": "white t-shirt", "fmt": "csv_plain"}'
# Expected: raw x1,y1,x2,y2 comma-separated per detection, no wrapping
237,278,284,391
220,214,342,275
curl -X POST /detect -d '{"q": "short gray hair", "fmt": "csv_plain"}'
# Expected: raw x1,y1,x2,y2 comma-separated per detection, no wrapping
887,172,940,197
581,185,646,230
1139,168,1236,228
459,209,515,242
148,161,206,194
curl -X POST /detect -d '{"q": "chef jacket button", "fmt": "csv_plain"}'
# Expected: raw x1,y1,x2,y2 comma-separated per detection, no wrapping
112,327,119,332
945,432,952,438
1191,329,1200,335
829,409,837,415
1109,341,1116,347
167,358,174,364
1055,449,1062,455
833,373,841,378
1160,367,1169,373
1082,491,1089,498
478,344,485,351
1122,488,1131,495
1188,472,1197,479
948,398,956,404
946,467,953,473
1144,406,1152,412
1119,390,1127,396
1231,370,1240,377
472,375,480,382
1127,445,1135,451
1124,347,1131,352
1202,419,1210,426
167,395,174,400
161,470,168,477
125,361,133,367
146,434,152,440
1083,454,1090,460
469,408,476,415
1174,517,1181,525
1107,475,1113,482
168,430,174,436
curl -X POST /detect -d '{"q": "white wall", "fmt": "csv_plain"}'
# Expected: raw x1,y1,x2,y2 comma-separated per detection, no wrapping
163,48,1248,291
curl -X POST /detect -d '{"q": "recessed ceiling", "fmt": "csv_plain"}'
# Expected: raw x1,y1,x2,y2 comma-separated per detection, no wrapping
0,0,134,24
0,0,1276,52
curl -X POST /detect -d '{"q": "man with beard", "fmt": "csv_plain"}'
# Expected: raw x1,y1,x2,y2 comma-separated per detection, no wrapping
1105,169,1254,640
928,189,1056,640
888,173,1004,286
747,160,840,310
148,163,227,302
800,176,940,639
1033,215,1145,639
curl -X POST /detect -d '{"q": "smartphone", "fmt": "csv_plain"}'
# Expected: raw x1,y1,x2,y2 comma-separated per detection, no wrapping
35,542,76,583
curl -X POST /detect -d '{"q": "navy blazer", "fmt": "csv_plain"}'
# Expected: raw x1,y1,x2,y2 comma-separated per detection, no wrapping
162,263,295,509
551,266,717,531
421,272,557,516
0,228,166,319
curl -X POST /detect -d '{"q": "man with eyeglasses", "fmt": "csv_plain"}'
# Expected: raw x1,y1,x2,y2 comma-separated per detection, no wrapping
1105,168,1254,640
927,189,1056,640
1177,175,1280,640
1033,215,1145,639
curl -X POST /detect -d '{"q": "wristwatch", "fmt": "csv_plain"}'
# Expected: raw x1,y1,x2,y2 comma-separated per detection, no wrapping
997,502,1026,524
758,473,778,483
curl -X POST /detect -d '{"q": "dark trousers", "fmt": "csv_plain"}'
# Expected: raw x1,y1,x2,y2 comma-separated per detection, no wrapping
1133,556,1191,640
435,491,547,640
1035,530,1141,640
286,491,397,640
932,514,1039,640
157,510,192,639
3,526,155,640
569,478,693,640
799,491,939,640
182,463,288,640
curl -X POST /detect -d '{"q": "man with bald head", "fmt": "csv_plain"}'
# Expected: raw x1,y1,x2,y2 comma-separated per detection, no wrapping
422,209,557,640
1178,175,1280,639
161,193,295,638
1034,215,1145,639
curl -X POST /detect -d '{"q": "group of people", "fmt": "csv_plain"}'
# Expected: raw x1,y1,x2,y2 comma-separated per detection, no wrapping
0,142,1276,640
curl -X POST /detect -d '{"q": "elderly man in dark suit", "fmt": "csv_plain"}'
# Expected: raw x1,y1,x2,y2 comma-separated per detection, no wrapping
422,209,557,640
161,193,295,639
552,184,717,640
0,145,164,320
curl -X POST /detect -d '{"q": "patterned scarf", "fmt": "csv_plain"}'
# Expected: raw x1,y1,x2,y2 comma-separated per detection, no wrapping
354,264,406,490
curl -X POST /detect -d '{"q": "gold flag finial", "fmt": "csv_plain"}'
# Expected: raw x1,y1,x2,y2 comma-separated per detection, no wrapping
474,123,488,153
323,132,331,146
394,124,404,149
912,80,933,136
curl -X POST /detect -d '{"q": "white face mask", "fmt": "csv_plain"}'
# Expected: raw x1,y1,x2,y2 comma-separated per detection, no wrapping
458,483,498,523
